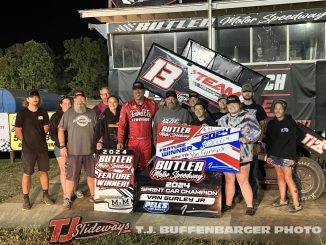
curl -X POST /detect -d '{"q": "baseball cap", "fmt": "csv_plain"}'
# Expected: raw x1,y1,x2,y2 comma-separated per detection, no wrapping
217,94,228,102
132,81,145,90
165,90,177,99
188,91,199,99
74,90,86,98
27,89,39,97
242,83,254,92
226,95,241,104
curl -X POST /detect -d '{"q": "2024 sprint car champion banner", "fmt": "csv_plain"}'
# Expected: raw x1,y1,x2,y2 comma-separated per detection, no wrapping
94,149,134,213
135,124,240,218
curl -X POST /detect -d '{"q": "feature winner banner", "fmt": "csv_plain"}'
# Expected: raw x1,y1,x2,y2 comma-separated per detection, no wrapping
135,162,222,218
94,149,134,213
136,43,242,105
156,124,241,173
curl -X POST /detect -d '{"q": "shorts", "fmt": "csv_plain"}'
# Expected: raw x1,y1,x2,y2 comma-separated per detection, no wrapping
22,152,50,175
270,155,294,168
240,161,251,167
54,146,61,158
66,155,95,181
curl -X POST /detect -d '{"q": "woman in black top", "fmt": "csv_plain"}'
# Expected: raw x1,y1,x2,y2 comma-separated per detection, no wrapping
265,100,302,212
94,95,121,150
49,96,72,199
190,100,216,126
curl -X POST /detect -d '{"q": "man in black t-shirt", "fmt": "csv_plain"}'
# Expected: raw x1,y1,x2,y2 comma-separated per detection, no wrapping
15,89,54,210
241,83,267,203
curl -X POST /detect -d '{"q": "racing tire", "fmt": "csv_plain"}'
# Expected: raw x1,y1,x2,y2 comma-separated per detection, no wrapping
294,157,325,201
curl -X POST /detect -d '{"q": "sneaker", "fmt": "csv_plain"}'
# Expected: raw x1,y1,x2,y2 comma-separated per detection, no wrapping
88,195,95,203
22,197,31,210
222,204,233,212
42,195,54,205
246,207,255,216
75,190,84,199
63,198,72,209
288,204,303,212
272,198,288,207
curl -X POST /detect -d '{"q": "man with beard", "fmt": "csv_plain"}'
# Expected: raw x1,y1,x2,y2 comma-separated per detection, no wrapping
117,81,158,170
153,90,192,145
58,90,97,209
240,83,267,203
15,89,54,210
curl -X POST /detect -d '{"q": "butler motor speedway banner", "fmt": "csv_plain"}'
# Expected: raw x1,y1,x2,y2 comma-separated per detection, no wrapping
136,124,240,218
94,149,134,213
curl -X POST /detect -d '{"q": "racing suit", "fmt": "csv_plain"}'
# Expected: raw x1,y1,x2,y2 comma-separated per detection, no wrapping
118,97,158,169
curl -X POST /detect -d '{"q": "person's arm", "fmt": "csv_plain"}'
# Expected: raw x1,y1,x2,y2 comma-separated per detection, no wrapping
152,113,159,146
15,128,23,142
43,111,50,134
93,114,105,150
288,119,298,162
117,103,128,149
58,127,67,157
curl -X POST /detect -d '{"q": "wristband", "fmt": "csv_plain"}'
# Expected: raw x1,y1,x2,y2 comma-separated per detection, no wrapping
59,145,66,149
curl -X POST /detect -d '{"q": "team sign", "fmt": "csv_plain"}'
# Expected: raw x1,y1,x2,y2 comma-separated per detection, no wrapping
94,149,134,213
137,44,242,103
136,160,222,218
156,124,241,173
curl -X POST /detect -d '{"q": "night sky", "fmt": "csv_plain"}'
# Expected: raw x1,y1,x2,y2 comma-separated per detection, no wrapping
0,0,108,54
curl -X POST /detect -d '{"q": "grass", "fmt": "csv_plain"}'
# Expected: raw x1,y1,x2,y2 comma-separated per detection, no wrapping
0,158,60,203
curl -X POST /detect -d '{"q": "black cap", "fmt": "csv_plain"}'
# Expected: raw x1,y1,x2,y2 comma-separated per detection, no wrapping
27,89,39,97
226,95,241,104
165,90,177,99
132,81,145,90
188,91,199,99
74,90,86,98
217,94,228,102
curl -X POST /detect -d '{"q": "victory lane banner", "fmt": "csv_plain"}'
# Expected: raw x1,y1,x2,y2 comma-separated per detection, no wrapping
136,43,242,105
156,124,241,173
135,161,222,218
8,112,55,151
94,149,134,213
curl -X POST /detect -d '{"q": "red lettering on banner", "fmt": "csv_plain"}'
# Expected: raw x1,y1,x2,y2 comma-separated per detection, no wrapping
195,71,241,96
49,217,81,243
262,99,274,117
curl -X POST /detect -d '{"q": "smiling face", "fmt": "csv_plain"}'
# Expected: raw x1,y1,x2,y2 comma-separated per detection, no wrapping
194,104,205,119
227,102,241,116
133,88,145,101
274,102,286,119
100,88,110,103
218,98,227,110
242,91,254,101
108,96,119,112
188,97,198,108
60,98,72,112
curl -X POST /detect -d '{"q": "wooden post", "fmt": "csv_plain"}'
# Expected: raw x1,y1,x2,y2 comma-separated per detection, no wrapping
10,150,15,163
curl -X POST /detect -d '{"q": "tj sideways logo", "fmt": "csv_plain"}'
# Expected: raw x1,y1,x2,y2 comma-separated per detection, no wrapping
48,216,131,243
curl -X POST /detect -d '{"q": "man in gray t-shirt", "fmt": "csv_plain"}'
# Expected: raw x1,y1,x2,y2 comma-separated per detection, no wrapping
153,90,192,145
58,90,97,209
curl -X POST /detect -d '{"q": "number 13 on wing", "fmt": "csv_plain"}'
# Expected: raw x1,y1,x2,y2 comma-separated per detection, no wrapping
142,57,184,90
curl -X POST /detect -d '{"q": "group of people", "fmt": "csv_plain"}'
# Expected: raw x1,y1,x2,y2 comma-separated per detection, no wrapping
15,81,302,214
